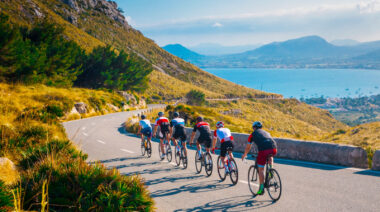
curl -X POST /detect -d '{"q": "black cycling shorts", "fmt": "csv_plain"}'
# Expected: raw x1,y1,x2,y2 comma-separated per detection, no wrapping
197,136,212,148
141,127,152,138
158,123,170,139
220,141,234,157
173,127,187,142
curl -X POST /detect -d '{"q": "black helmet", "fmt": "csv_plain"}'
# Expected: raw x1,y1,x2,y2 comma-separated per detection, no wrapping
173,112,179,117
158,111,164,117
252,121,263,129
196,116,203,122
141,114,146,119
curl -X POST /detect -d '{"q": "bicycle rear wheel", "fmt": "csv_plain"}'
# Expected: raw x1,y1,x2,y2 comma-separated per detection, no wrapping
204,152,213,177
248,165,259,196
147,140,152,158
267,168,282,202
158,142,163,160
195,151,202,173
175,146,181,166
166,142,172,162
216,156,226,181
181,148,188,169
141,140,146,156
229,159,239,185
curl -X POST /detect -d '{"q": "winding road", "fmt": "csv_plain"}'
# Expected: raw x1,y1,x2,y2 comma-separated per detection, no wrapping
63,106,380,212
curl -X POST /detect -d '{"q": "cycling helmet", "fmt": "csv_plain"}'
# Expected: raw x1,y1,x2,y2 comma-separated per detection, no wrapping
252,121,263,128
173,112,179,118
216,121,224,128
196,116,203,122
141,114,146,119
158,111,164,117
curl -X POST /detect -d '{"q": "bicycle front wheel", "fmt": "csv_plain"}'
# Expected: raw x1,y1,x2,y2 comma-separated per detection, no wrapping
147,140,152,158
229,159,239,185
195,151,202,173
248,165,259,196
141,140,146,156
182,149,188,169
267,168,282,202
204,152,213,177
175,147,181,166
216,156,226,181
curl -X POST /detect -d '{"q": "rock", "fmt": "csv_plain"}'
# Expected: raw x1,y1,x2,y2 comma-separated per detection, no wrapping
118,91,146,108
107,103,119,112
372,150,380,170
63,0,80,12
74,102,88,114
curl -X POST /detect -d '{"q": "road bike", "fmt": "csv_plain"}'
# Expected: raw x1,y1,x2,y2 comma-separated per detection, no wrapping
216,147,238,185
247,153,282,201
158,138,172,162
140,136,152,158
194,145,213,176
174,140,188,169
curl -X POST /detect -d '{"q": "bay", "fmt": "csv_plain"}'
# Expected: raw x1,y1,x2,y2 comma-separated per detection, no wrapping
204,68,380,98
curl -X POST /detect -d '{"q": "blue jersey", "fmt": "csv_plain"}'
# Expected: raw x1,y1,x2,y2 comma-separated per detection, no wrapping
139,119,152,129
170,118,185,128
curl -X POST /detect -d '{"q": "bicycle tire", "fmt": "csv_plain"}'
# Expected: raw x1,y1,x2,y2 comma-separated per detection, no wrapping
141,140,146,156
158,142,163,160
182,148,188,169
229,159,239,185
166,142,172,162
217,156,227,181
248,165,259,196
204,152,213,177
175,146,181,166
195,151,202,173
147,140,152,158
266,168,282,202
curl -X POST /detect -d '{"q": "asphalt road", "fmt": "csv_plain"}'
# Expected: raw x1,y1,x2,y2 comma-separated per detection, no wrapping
63,107,380,212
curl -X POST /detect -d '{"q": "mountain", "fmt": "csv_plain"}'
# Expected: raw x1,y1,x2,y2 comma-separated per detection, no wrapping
162,44,205,61
189,43,261,55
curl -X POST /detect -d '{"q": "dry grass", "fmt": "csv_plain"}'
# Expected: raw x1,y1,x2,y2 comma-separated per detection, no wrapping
0,159,19,185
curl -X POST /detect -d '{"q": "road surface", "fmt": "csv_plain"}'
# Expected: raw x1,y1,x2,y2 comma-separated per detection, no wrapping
63,107,380,212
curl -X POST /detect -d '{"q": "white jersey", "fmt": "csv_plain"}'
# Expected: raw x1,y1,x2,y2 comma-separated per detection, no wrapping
214,127,233,143
139,119,152,129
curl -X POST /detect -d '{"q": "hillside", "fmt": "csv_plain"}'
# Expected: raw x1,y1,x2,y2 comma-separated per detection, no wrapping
162,44,205,61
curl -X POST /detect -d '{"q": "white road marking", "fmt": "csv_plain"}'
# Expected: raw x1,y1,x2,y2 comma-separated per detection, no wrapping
170,162,177,165
239,180,248,184
121,149,134,154
97,139,105,144
82,127,86,130
82,132,88,136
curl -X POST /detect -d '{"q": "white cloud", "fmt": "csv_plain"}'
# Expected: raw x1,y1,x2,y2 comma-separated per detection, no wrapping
212,22,223,27
125,16,136,26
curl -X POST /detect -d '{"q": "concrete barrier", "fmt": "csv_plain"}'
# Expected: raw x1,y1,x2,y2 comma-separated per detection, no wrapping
181,127,368,168
372,150,380,170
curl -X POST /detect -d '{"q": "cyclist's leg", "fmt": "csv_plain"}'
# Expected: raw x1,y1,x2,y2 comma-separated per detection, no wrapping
160,138,165,156
220,142,227,169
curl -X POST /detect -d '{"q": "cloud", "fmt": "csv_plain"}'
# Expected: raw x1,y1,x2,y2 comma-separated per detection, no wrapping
125,16,136,26
212,22,223,27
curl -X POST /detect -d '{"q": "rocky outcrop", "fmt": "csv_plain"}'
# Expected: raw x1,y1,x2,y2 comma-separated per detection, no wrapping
118,91,146,108
372,150,380,170
58,0,130,29
74,102,88,114
107,103,119,112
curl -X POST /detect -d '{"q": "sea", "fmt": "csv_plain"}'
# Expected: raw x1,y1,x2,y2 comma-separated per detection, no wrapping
204,68,380,99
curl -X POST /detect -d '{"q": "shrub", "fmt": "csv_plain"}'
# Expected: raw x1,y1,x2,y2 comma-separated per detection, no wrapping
0,181,13,211
186,90,206,106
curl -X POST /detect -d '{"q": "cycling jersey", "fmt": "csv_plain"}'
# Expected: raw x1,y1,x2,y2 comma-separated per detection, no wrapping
214,128,234,143
248,129,277,151
170,118,185,129
171,118,186,141
193,122,212,148
155,117,170,139
155,117,169,127
139,119,152,130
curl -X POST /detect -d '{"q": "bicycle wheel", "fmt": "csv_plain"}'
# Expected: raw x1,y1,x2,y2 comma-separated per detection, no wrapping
175,146,181,166
204,152,213,177
147,140,152,158
141,140,146,156
267,168,282,202
166,142,172,162
158,142,163,160
217,156,227,181
195,151,202,173
181,148,188,169
248,165,259,196
229,159,239,185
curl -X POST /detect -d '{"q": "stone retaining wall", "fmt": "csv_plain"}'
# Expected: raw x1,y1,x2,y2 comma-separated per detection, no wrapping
372,150,380,171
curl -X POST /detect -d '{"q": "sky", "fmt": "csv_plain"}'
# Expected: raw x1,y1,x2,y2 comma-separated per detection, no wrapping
114,0,380,47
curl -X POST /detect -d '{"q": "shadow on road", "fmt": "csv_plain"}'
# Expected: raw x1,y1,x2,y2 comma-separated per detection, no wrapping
174,195,275,212
87,156,146,164
109,161,161,170
354,170,380,177
123,166,182,176
145,173,205,186
151,180,233,198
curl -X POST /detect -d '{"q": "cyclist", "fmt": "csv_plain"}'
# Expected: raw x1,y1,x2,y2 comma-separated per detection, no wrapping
212,121,234,173
241,121,277,195
170,112,187,157
190,117,212,159
137,114,152,144
153,112,170,160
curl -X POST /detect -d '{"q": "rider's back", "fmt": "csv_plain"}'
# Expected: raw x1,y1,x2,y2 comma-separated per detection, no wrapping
249,129,277,151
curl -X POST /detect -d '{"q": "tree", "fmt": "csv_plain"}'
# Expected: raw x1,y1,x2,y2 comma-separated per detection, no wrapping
186,90,206,105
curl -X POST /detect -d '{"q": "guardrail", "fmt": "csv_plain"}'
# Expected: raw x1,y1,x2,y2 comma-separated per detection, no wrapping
372,150,380,170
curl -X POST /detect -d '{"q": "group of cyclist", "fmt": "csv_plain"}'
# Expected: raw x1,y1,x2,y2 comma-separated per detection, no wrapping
137,111,278,196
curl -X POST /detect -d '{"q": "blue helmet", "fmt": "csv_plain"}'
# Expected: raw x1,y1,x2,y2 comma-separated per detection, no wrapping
158,111,164,117
252,121,262,128
173,112,179,117
141,114,146,119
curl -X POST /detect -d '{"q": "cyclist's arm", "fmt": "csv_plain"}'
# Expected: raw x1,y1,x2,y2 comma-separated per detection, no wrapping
212,136,217,150
190,131,196,144
153,125,158,137
137,125,141,134
242,143,252,160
